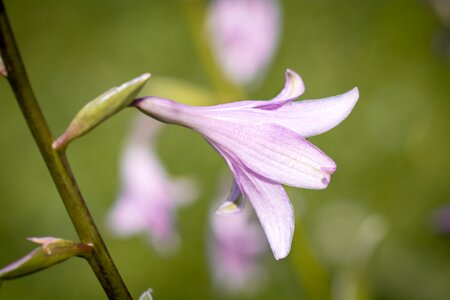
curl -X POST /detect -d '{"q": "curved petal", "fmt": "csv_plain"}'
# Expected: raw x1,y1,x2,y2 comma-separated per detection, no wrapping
216,180,246,215
275,87,359,137
183,87,359,139
207,142,294,259
234,165,294,260
211,87,359,137
255,69,305,110
184,69,304,112
204,123,336,189
133,70,306,127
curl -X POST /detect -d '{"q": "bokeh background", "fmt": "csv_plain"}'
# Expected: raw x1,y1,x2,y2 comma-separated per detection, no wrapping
0,0,449,299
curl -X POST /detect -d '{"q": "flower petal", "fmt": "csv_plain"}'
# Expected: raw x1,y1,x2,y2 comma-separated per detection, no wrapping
254,69,305,110
205,123,336,189
216,180,245,215
169,69,304,112
208,142,294,259
273,87,359,137
234,166,294,260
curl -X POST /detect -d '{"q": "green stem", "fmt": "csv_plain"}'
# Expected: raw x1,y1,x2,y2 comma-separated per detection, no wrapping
0,2,132,299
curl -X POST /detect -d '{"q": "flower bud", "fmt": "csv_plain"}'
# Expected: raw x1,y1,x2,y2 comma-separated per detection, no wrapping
0,237,93,281
53,73,151,150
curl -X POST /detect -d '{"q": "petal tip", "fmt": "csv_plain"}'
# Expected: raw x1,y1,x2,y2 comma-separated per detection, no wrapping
323,165,337,175
319,166,336,188
215,201,244,216
273,249,289,260
351,87,359,100
285,69,305,95
347,87,360,107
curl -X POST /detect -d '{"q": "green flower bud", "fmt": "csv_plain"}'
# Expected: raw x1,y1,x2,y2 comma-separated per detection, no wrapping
53,73,151,150
0,237,93,281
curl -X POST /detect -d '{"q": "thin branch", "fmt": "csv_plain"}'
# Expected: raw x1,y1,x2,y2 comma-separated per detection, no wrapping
0,2,132,299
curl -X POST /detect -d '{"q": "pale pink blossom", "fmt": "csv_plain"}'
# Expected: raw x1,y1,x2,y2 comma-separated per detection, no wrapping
207,0,280,85
209,178,267,292
108,115,196,253
134,69,359,259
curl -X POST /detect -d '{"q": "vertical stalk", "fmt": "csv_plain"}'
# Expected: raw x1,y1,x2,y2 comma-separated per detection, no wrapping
0,2,132,299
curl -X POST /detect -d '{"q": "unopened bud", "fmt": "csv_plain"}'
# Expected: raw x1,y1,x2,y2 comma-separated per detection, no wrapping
0,237,93,281
53,73,151,150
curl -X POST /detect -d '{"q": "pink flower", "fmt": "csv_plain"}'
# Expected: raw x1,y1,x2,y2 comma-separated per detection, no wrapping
206,0,280,85
210,206,266,293
108,115,196,253
133,69,359,259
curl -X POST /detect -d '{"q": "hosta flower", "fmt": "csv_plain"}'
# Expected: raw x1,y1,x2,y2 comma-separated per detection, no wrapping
108,115,197,253
206,0,280,85
209,203,266,293
133,69,359,259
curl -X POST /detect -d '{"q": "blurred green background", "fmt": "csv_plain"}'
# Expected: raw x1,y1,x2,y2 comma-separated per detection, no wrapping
1,0,449,299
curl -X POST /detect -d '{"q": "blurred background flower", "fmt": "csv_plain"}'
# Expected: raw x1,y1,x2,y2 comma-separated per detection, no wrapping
108,115,197,255
208,177,267,294
206,0,280,86
431,205,450,234
0,0,449,299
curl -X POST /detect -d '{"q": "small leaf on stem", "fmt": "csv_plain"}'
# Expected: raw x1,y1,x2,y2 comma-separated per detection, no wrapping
0,237,93,281
53,73,151,150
